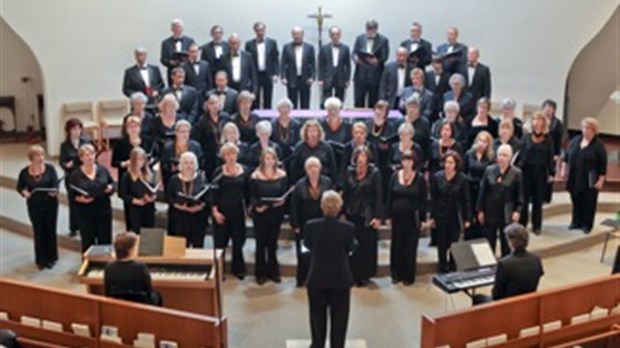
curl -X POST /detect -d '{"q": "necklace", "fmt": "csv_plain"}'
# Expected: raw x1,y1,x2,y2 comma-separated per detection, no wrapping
278,122,290,143
371,123,384,137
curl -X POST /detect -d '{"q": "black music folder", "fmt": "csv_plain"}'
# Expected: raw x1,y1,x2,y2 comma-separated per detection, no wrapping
355,50,378,61
261,186,295,204
138,228,167,257
450,239,497,271
177,185,211,204
70,184,90,197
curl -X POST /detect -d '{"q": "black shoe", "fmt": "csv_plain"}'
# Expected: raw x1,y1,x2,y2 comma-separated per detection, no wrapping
256,277,267,285
270,275,282,283
568,224,582,230
403,280,415,286
68,230,78,237
37,264,46,270
582,228,592,234
533,229,542,235
296,280,305,288
234,273,245,280
391,277,401,285
45,263,54,269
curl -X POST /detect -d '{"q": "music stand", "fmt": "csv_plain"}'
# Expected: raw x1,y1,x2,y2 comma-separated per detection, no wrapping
450,239,497,272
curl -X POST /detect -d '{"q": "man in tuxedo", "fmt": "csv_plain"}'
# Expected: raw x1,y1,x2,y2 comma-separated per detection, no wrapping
436,27,468,75
425,55,451,123
281,26,316,109
160,19,195,84
161,67,200,124
379,47,411,110
305,191,356,348
122,47,165,106
181,43,212,99
222,34,257,96
318,26,351,107
201,25,229,85
400,68,434,119
352,20,390,108
400,21,433,69
205,71,238,115
245,22,279,109
464,47,492,101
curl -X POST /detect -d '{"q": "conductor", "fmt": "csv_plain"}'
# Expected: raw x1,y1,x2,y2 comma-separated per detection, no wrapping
304,190,357,348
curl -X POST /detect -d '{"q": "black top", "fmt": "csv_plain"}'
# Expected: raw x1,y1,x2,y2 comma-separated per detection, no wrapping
249,176,288,212
431,120,467,146
342,164,383,222
104,260,153,297
564,135,607,192
464,149,494,185
231,112,261,144
68,165,115,216
150,116,178,149
476,165,524,225
291,141,338,184
517,133,556,176
399,117,431,151
386,171,428,222
191,113,230,160
304,217,356,289
111,135,158,188
290,175,334,230
271,118,301,158
248,141,283,170
320,118,352,144
548,117,564,156
492,249,544,300
366,119,396,150
341,140,379,174
465,116,499,149
210,165,249,211
493,137,522,158
430,171,471,231
388,142,426,172
123,111,155,138
216,142,252,169
59,136,91,173
119,172,158,204
160,140,204,182
16,163,59,209
427,140,462,173
166,173,210,207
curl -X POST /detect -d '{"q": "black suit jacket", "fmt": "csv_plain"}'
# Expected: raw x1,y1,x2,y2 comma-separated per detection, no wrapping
399,86,434,119
161,85,200,124
476,164,523,225
400,38,433,68
160,36,195,69
463,62,492,101
437,42,469,74
244,38,280,77
352,33,389,85
122,65,165,103
318,43,351,89
304,217,356,289
424,70,450,95
205,88,238,115
222,51,258,94
181,60,213,98
492,250,544,300
201,41,230,78
379,61,413,109
281,42,316,88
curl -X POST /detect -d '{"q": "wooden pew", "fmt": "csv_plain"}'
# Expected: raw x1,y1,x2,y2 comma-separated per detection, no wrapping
421,274,620,348
0,278,227,348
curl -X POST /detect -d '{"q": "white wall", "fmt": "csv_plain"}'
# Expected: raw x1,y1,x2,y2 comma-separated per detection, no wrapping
0,18,43,132
1,0,617,155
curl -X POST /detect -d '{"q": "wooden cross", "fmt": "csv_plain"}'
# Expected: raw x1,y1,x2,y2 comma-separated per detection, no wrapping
308,6,332,47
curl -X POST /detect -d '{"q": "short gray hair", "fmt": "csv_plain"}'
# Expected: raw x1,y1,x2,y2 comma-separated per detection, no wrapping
398,122,414,136
501,98,517,110
304,156,322,170
504,223,529,250
405,94,421,106
324,97,342,110
175,119,192,132
134,46,147,55
320,190,342,217
276,97,294,110
171,18,184,26
443,100,460,114
130,92,148,104
449,73,466,87
256,120,273,136
497,144,514,158
179,151,198,170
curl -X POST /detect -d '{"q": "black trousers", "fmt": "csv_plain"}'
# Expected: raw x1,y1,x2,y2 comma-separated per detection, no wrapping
295,231,311,284
570,188,599,231
321,85,346,108
353,82,379,108
128,203,155,234
213,204,247,275
287,76,311,109
253,208,284,278
483,221,510,257
27,205,58,266
253,71,274,109
521,165,546,231
465,183,483,240
171,208,208,248
308,288,351,348
436,216,459,273
65,179,79,233
390,213,420,283
348,215,378,282
76,211,112,252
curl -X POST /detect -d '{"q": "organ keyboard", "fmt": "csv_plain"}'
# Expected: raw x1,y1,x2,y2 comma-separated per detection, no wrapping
432,267,496,295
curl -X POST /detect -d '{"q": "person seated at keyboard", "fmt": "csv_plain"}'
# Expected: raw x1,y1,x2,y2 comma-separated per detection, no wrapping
474,223,544,305
104,232,162,306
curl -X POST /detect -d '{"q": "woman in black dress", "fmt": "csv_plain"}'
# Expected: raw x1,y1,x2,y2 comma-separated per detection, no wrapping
249,120,283,170
517,112,555,234
498,98,523,140
466,97,498,149
386,150,428,285
166,151,209,247
191,95,230,179
493,119,522,156
231,91,261,144
463,131,495,239
290,156,334,287
150,94,179,150
320,97,352,145
429,151,471,273
17,145,59,269
477,144,523,257
388,122,426,173
249,148,289,285
428,120,462,174
119,147,158,234
291,119,338,184
561,117,607,234
160,120,204,190
366,100,396,186
68,144,115,252
211,143,249,279
341,122,379,178
342,146,383,287
542,99,564,204
112,116,158,231
431,100,467,147
59,118,91,237
271,98,301,164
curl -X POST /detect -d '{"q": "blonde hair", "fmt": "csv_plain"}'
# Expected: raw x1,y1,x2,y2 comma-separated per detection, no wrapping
410,67,425,80
237,90,255,104
581,117,599,135
27,145,45,161
175,119,192,132
128,147,153,181
499,119,514,137
125,115,142,128
531,111,549,134
320,190,342,217
258,147,279,174
351,121,368,135
78,144,96,157
179,151,198,172
300,119,325,142
221,122,240,144
159,94,179,112
304,156,322,170
219,142,239,158
473,130,495,161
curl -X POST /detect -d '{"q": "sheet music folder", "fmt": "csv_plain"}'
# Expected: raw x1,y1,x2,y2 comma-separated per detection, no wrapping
450,238,497,271
138,228,187,257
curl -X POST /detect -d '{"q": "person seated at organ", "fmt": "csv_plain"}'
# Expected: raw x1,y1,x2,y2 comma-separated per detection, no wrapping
161,67,200,124
191,95,231,179
291,119,339,184
498,98,524,140
443,73,475,120
249,120,283,170
428,119,463,174
231,91,261,144
205,71,239,115
122,47,165,106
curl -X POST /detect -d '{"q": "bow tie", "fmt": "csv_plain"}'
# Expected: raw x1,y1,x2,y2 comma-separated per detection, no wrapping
411,40,419,44
174,37,182,42
193,61,200,66
399,64,406,69
332,43,341,48
139,66,148,70
469,63,477,68
256,39,265,44
293,42,302,47
217,90,225,95
232,53,240,57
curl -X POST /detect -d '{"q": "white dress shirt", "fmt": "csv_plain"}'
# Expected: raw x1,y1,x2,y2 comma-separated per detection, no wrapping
214,44,223,59
468,65,475,86
397,66,406,96
231,54,241,82
434,73,440,87
175,39,182,52
174,87,183,100
366,39,374,53
410,41,419,52
193,61,200,76
139,65,150,87
331,45,340,67
257,41,266,71
295,45,303,76
447,45,454,53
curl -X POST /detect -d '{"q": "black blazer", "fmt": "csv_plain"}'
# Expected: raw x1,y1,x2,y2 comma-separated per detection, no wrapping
201,40,230,79
379,61,413,109
222,51,258,94
205,88,239,115
424,70,450,95
352,33,389,85
318,43,351,90
161,85,200,124
244,38,280,76
492,250,544,300
280,42,316,87
463,63,492,101
122,65,165,102
476,164,524,225
400,38,433,68
160,35,195,69
181,60,213,98
304,217,356,289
